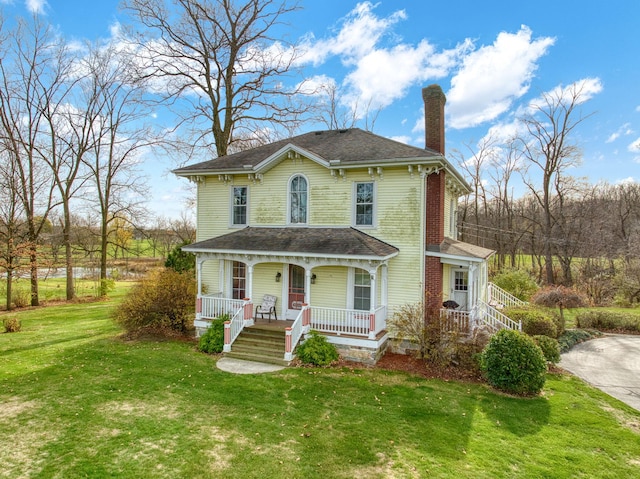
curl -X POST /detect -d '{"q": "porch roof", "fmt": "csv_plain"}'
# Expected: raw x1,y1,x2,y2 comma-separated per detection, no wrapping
426,237,495,263
183,227,399,261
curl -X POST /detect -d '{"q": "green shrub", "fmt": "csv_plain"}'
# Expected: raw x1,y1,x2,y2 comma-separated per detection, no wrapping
505,307,557,338
576,310,640,333
114,268,196,334
492,269,539,301
12,287,30,308
165,241,195,273
198,315,228,354
558,329,602,353
480,329,547,396
532,335,560,364
296,331,339,366
3,316,21,333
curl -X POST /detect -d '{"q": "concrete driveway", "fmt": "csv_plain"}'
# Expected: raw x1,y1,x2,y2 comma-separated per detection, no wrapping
559,334,640,411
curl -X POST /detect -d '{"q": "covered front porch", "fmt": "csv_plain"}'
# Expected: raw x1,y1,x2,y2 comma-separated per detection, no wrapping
183,227,399,363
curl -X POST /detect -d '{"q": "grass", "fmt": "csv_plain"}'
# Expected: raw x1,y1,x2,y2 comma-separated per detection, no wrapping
2,297,640,478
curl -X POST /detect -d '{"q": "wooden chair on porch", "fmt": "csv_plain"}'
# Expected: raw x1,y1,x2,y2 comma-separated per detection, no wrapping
255,294,278,322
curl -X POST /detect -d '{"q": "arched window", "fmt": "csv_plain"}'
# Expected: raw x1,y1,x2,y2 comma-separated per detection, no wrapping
289,175,308,224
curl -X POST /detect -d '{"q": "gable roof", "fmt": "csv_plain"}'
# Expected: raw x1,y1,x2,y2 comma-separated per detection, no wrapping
426,237,495,263
173,128,469,192
183,226,399,260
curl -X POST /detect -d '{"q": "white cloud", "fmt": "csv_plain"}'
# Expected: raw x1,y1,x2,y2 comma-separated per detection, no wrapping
389,135,411,145
447,25,555,129
616,176,637,185
629,137,640,153
636,105,640,112
527,77,603,113
606,123,634,143
26,0,46,14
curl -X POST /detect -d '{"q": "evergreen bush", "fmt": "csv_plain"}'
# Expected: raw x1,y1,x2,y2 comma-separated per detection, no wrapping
491,269,538,301
198,315,228,354
296,331,339,366
505,307,557,338
480,329,547,396
576,310,640,333
532,335,561,364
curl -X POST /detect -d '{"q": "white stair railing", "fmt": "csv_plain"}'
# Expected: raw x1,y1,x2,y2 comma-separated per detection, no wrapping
475,300,522,332
488,283,527,309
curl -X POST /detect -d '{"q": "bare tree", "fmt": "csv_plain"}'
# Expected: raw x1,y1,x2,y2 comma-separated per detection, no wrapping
79,43,153,295
518,81,596,285
123,0,309,157
0,16,61,306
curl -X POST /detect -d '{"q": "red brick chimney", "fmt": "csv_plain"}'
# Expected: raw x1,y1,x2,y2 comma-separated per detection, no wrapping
422,84,446,155
423,85,447,308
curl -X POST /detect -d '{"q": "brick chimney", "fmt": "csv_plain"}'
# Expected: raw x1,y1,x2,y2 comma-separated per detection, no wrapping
423,85,447,308
422,84,446,155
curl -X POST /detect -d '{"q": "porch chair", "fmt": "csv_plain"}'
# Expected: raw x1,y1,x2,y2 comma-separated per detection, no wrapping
255,294,278,322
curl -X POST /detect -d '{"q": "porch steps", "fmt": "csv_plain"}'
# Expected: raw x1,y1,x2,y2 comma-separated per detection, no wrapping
225,326,290,367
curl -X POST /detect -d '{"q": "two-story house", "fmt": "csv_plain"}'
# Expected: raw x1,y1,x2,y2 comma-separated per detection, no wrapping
174,85,521,365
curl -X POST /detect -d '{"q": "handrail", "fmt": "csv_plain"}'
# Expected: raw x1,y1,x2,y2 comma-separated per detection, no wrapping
285,306,306,361
488,282,527,309
310,305,386,337
477,300,522,331
201,296,244,320
222,303,246,352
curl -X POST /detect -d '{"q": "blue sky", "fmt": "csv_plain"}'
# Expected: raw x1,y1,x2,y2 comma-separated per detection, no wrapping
3,0,640,219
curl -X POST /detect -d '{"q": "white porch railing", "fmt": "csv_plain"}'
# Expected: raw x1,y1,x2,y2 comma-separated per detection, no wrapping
473,300,522,332
285,305,309,361
440,309,470,333
309,305,386,339
223,302,249,353
201,294,244,320
488,282,527,309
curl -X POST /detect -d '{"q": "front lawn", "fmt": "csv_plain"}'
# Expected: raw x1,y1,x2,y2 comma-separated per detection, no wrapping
2,298,640,478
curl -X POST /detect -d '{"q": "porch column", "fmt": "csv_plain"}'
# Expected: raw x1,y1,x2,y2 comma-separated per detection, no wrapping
368,271,377,339
196,259,203,320
381,264,388,307
468,263,476,308
247,264,254,301
305,269,312,304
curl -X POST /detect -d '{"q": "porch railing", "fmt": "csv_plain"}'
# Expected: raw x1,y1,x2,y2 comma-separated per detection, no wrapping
309,305,386,339
201,294,244,320
488,282,527,309
474,300,522,332
285,305,309,361
223,301,249,352
440,309,470,333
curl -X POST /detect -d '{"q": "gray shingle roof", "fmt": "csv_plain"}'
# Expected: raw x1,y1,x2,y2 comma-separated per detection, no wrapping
173,128,442,174
439,237,495,260
183,227,399,259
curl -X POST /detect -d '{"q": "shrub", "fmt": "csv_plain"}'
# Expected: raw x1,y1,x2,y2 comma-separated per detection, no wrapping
575,310,640,333
114,268,196,334
296,331,339,366
198,315,228,354
480,329,547,396
532,286,587,324
165,242,195,273
491,269,539,301
532,335,560,364
504,307,557,338
12,288,30,308
558,329,602,353
3,316,22,333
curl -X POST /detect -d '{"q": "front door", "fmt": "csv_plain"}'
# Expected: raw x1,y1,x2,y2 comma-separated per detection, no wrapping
287,264,305,319
452,270,469,310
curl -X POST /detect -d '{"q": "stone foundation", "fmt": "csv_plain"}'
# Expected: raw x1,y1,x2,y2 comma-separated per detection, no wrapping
331,337,389,365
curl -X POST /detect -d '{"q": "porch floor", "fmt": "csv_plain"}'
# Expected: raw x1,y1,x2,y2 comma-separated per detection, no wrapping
251,318,295,330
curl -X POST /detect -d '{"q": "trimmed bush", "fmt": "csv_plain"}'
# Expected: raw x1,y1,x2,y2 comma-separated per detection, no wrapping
533,335,561,364
3,316,21,333
198,315,228,354
114,268,196,334
576,310,640,333
505,307,557,338
558,329,602,353
480,329,547,396
296,331,339,366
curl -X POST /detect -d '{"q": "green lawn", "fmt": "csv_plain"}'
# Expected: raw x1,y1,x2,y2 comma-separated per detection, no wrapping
2,295,640,478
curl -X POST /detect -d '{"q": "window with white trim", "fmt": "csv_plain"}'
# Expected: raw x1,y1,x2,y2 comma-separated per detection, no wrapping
232,186,248,226
232,261,246,299
354,268,371,311
289,175,307,224
355,182,374,226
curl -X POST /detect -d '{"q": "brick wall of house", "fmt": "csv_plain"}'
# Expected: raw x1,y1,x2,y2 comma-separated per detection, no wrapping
425,171,445,306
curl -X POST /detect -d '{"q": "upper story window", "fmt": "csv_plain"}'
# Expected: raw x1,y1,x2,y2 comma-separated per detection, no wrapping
355,182,374,226
232,186,248,226
289,175,308,224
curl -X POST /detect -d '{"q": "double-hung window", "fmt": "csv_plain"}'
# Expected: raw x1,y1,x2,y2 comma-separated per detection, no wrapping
232,262,246,299
289,175,308,224
355,182,374,226
354,269,371,311
232,186,247,226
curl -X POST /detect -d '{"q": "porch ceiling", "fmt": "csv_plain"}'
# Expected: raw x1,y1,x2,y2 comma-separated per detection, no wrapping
183,227,399,263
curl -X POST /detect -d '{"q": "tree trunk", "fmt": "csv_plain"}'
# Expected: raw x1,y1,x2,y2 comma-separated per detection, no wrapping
29,243,39,307
63,205,75,300
99,215,109,297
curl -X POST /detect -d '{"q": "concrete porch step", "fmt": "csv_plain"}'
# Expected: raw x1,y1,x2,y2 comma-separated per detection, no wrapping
225,326,290,366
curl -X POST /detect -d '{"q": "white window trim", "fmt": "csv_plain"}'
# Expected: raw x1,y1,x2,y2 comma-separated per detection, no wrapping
287,173,309,225
347,267,372,311
229,185,249,228
352,181,376,228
